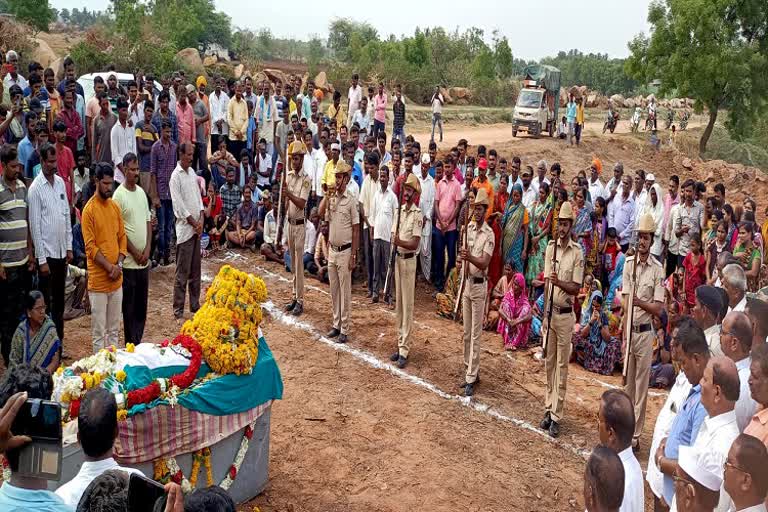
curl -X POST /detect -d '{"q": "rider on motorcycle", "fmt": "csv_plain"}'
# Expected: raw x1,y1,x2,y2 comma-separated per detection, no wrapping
647,98,657,129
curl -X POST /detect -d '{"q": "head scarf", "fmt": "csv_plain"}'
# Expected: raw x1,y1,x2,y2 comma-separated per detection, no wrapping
642,183,664,234
592,157,602,174
511,183,523,198
196,76,207,89
582,289,604,325
504,272,530,317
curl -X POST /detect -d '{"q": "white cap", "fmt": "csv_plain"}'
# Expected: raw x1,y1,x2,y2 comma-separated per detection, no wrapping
678,445,722,492
421,154,431,165
646,173,656,182
330,143,341,151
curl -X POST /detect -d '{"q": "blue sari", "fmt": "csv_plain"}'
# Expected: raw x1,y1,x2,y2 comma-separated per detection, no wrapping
501,185,527,268
605,252,626,311
9,316,60,369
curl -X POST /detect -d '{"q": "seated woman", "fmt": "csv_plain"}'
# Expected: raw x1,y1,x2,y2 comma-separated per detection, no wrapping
9,291,61,373
496,273,532,351
571,290,621,376
210,138,239,189
203,181,226,253
436,261,462,321
530,293,545,340
484,262,515,331
649,311,675,389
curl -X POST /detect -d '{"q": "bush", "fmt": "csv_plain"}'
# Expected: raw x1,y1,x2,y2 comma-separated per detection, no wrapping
0,18,35,73
470,77,518,108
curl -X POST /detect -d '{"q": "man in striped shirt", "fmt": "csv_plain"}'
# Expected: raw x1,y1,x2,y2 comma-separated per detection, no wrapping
28,143,73,343
0,145,32,364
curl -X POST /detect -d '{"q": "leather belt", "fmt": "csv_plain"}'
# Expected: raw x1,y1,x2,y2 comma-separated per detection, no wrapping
397,252,415,260
330,243,352,252
470,276,486,285
552,305,573,315
632,323,653,334
288,218,305,226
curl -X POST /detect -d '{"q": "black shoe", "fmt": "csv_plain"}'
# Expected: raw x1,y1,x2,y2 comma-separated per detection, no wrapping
397,356,408,369
540,412,552,430
371,294,379,304
291,303,303,316
326,328,340,338
548,421,560,438
464,383,475,397
390,352,400,362
337,333,348,344
366,291,373,299
285,300,297,312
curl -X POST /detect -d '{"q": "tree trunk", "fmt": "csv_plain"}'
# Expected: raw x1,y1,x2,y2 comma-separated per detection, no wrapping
699,107,718,154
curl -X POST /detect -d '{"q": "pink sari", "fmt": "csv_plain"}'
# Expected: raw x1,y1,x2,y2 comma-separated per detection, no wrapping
497,273,532,349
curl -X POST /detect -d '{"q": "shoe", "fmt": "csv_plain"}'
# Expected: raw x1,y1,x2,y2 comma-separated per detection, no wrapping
464,383,475,397
548,421,560,438
337,333,348,344
326,328,340,338
291,303,303,316
371,294,379,304
459,380,468,390
540,412,552,430
285,300,297,312
366,291,373,299
390,352,400,362
397,356,408,369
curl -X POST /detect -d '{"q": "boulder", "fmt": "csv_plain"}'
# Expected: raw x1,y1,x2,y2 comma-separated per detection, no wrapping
597,95,609,109
559,87,568,107
263,68,287,87
31,38,58,68
454,97,470,105
577,85,588,98
586,93,598,108
646,93,656,103
682,157,693,169
49,57,65,81
609,94,625,106
233,64,245,79
439,87,453,104
203,55,218,67
175,48,204,74
450,87,472,100
314,71,329,91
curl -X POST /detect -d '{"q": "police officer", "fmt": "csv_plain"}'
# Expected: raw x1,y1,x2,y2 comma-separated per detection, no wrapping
388,173,422,369
622,212,665,450
284,140,311,316
318,161,360,344
458,188,495,397
540,201,583,437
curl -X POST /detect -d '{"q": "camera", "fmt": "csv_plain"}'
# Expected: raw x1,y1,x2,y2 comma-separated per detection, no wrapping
11,399,62,480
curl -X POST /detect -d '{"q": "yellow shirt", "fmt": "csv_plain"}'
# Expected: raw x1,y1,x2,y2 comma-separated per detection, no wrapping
81,195,127,293
576,104,585,125
326,104,346,131
322,159,339,190
227,97,249,140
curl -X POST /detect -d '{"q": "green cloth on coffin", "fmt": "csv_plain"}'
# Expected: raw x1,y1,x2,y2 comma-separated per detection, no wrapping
122,336,283,417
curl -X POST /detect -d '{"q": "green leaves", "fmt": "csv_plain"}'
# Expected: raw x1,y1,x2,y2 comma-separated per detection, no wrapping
6,0,55,32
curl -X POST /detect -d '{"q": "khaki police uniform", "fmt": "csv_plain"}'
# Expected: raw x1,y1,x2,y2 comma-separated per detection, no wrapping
461,189,495,385
393,174,423,358
542,202,584,423
622,213,665,440
286,141,311,306
326,163,360,335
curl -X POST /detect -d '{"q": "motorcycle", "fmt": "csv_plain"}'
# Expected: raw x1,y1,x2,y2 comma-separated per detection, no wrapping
679,110,691,130
603,109,619,134
630,108,642,133
665,109,674,129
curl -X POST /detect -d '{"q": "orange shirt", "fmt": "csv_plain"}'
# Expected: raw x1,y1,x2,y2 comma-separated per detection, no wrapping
82,195,127,293
745,407,768,447
471,177,494,219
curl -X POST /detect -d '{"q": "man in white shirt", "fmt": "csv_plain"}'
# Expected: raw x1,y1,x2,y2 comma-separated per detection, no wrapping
359,153,380,297
678,356,740,512
723,434,768,512
370,166,398,304
520,167,537,210
110,97,136,184
693,286,726,358
2,50,27,103
598,390,644,512
719,311,758,431
347,73,363,128
169,142,204,321
313,140,329,200
430,86,444,142
606,162,625,228
56,388,143,507
530,159,550,197
254,138,273,192
722,264,748,313
255,81,277,156
588,160,606,202
418,158,436,282
209,77,230,146
352,97,371,135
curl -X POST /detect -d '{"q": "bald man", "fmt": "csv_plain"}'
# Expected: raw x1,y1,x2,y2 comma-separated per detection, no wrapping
680,356,740,512
584,445,625,512
720,311,758,431
723,434,768,512
598,390,643,512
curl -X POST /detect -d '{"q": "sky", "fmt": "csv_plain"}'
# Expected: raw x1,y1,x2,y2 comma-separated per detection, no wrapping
52,0,654,60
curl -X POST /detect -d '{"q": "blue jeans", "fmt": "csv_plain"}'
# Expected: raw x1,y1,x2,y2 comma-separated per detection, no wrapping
431,113,443,141
157,199,175,258
393,126,405,146
433,228,458,291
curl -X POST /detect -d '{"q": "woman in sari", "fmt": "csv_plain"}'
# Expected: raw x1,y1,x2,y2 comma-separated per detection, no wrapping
485,262,514,330
525,182,552,287
571,290,622,375
605,252,626,312
436,262,462,320
643,183,665,260
501,184,529,272
8,291,61,373
497,273,532,350
734,221,762,292
530,293,545,339
572,186,594,274
488,175,510,287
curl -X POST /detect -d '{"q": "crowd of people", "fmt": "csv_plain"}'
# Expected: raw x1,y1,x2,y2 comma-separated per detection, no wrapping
2,48,768,511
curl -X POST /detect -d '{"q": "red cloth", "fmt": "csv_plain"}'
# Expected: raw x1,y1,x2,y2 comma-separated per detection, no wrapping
55,143,75,205
203,195,223,217
682,252,706,308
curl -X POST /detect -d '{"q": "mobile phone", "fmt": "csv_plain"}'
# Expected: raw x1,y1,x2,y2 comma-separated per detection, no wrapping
10,399,62,480
128,473,167,512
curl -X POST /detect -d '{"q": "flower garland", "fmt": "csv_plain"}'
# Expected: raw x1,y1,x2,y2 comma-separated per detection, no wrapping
151,421,255,493
181,265,267,376
53,348,117,422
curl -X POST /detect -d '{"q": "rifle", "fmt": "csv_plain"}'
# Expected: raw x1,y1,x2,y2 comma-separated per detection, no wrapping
541,238,559,358
622,240,639,387
275,162,287,251
383,187,404,298
453,203,473,321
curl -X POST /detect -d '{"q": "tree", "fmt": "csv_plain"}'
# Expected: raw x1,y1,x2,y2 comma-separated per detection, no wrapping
493,31,513,79
6,0,55,32
307,36,324,76
626,0,768,153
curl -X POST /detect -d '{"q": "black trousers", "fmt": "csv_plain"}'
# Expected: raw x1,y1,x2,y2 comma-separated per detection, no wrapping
37,257,67,342
122,267,150,344
0,265,31,364
174,236,201,318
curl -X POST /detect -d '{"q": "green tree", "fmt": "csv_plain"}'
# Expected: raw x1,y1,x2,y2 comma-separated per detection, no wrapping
6,0,55,32
307,36,324,76
493,31,513,78
626,0,768,153
471,47,495,80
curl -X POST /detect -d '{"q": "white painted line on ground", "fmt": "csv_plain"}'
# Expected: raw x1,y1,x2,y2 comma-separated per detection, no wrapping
263,301,591,460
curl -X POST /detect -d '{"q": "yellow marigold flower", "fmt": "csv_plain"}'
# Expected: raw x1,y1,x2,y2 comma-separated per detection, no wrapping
117,410,128,421
126,343,135,353
116,370,127,382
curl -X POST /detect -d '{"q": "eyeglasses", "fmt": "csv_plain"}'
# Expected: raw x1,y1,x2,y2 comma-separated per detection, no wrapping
719,326,733,337
724,459,748,473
